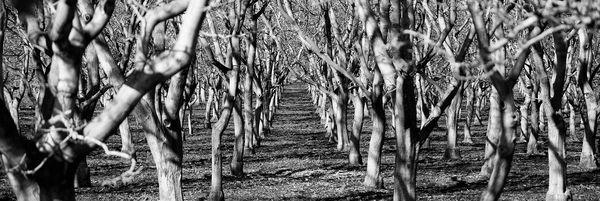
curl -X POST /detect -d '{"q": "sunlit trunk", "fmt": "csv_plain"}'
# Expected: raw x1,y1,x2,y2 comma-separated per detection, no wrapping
204,87,215,128
576,28,598,169
349,90,364,165
517,78,530,144
463,82,475,144
444,85,462,159
567,104,578,143
481,89,501,176
363,69,385,188
527,81,540,155
231,100,244,176
242,8,258,154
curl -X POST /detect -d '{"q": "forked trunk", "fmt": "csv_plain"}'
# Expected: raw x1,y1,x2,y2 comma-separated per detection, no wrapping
532,34,570,201
481,90,517,201
209,92,234,201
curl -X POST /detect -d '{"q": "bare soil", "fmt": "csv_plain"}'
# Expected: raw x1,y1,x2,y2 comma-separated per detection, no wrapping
0,83,598,200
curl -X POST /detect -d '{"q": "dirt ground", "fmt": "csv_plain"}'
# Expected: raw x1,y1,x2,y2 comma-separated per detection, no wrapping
0,83,599,200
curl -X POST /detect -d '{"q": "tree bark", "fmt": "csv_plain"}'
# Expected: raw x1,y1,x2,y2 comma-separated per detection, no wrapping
444,84,463,160
531,33,570,201
463,82,476,144
363,69,385,188
576,28,598,170
332,95,349,151
204,87,215,128
481,89,501,176
349,89,364,165
243,6,258,154
231,100,244,176
527,79,541,155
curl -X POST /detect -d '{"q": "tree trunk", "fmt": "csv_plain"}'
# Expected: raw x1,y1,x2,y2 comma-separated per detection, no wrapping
319,92,328,124
567,104,579,143
349,90,364,165
119,118,135,156
326,102,336,143
527,82,540,155
142,93,184,201
363,70,385,188
332,96,349,151
544,103,569,201
539,100,545,132
444,85,463,159
532,34,570,201
481,90,517,201
463,82,475,144
209,90,234,201
474,86,486,125
231,100,245,176
393,75,418,201
481,89,501,176
209,3,245,196
577,28,598,170
74,157,92,188
579,96,598,169
243,8,258,154
204,87,215,128
517,77,531,144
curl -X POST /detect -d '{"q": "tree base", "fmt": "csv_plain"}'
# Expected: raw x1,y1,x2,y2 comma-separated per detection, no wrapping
545,190,571,201
328,135,336,143
444,148,462,160
515,136,527,144
421,139,431,149
244,147,255,155
204,122,212,129
230,163,245,177
462,138,474,145
252,138,261,148
479,163,492,177
348,152,363,166
527,143,540,155
578,154,598,170
342,143,351,152
208,190,225,201
75,158,92,188
336,143,344,151
363,176,384,189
